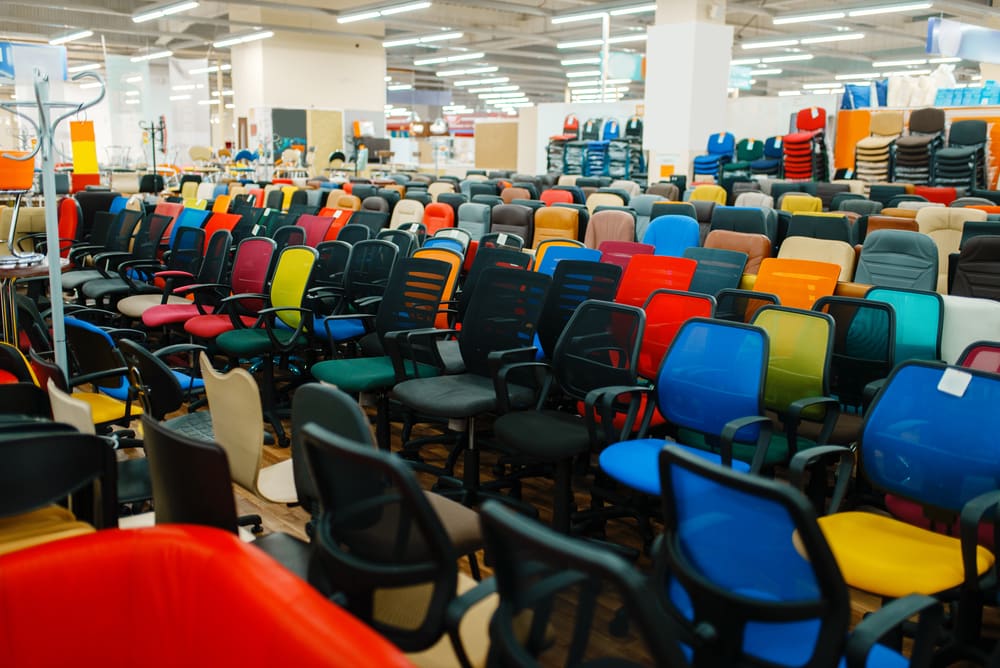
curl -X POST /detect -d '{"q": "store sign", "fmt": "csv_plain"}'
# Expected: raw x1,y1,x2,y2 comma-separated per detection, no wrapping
729,66,754,90
927,17,1000,65
609,52,644,81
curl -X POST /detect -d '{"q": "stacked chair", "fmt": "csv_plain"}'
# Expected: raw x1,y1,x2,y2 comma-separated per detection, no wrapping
933,119,988,190
893,107,945,185
692,131,735,181
750,136,784,177
722,138,764,178
854,111,904,184
783,107,829,181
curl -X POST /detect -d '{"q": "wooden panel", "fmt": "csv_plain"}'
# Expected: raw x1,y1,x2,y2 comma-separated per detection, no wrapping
307,110,343,178
474,121,518,170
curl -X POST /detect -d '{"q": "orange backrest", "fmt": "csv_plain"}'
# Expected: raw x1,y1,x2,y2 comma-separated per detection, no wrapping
203,212,242,239
423,203,456,236
752,257,840,309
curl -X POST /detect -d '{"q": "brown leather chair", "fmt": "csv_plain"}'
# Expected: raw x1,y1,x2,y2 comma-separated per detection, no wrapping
867,215,919,235
704,229,772,275
500,187,531,205
879,207,917,219
532,207,578,248
583,209,635,248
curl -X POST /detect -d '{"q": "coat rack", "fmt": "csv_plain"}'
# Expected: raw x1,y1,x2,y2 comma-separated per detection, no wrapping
0,67,106,374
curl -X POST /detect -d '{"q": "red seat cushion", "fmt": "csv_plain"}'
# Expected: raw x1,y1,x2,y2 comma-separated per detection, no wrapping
185,314,257,339
143,304,214,328
0,369,18,384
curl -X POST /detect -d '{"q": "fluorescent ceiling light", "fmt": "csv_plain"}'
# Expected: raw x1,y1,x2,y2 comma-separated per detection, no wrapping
125,99,141,105
189,64,231,74
467,85,519,93
436,66,496,77
847,2,932,18
731,58,760,66
557,38,604,50
609,3,656,16
799,33,864,44
211,90,234,97
169,94,191,101
125,90,140,96
125,75,143,83
551,11,607,24
50,30,93,46
413,51,484,66
172,84,196,91
566,70,601,78
742,38,799,50
213,30,273,48
778,90,803,96
225,103,235,109
67,62,102,73
453,76,508,86
751,68,783,75
388,83,413,90
384,31,461,47
872,58,926,67
478,92,527,99
773,10,845,25
607,35,647,45
198,99,220,105
131,50,173,62
132,0,198,23
929,56,961,64
882,68,931,76
835,72,882,80
78,82,102,89
803,82,840,89
567,79,600,87
561,57,601,66
762,54,813,63
339,1,430,23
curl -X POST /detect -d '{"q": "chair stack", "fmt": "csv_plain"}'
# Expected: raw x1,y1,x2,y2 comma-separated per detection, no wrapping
933,119,988,190
893,108,945,184
783,107,829,181
722,138,765,178
585,141,609,177
563,141,586,175
750,136,784,177
692,131,735,181
854,111,904,184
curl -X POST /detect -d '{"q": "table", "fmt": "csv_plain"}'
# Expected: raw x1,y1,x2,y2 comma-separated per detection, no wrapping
0,257,68,345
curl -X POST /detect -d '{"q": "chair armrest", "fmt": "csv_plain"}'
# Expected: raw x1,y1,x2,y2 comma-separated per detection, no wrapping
154,270,195,281
494,361,552,415
257,306,314,352
443,577,498,668
219,292,270,329
384,327,457,381
153,343,208,359
788,445,854,515
721,415,773,472
960,490,1000,591
784,395,840,455
846,594,942,668
320,313,376,345
354,295,383,312
862,378,886,410
70,367,130,389
585,385,654,445
105,327,147,343
487,347,538,378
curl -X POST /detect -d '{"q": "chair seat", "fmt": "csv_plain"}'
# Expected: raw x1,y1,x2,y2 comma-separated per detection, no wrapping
895,135,934,148
0,505,94,555
143,302,213,328
392,373,534,419
937,147,978,159
217,328,307,356
120,294,190,320
423,490,482,556
60,269,105,292
493,409,590,461
722,161,751,172
162,410,213,441
257,458,298,504
856,136,895,150
185,313,257,339
82,277,156,300
315,315,366,343
311,355,439,393
817,511,995,598
600,439,751,496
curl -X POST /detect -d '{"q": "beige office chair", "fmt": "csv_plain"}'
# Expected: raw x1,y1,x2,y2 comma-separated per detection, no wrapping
198,353,297,504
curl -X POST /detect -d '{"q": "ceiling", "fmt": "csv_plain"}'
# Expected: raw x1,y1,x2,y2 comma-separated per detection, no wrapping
1,0,996,112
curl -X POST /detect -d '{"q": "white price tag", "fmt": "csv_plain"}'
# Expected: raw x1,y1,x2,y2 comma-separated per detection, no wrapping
937,367,972,398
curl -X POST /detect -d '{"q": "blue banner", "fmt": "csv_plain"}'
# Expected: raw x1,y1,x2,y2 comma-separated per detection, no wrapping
928,17,1000,65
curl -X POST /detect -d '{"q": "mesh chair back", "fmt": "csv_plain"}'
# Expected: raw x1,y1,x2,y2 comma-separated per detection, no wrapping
812,296,894,408
458,247,532,321
683,247,747,296
373,257,451,344
376,229,418,257
752,258,839,310
338,223,371,245
268,246,318,329
342,239,398,304
615,254,696,308
537,261,623,358
642,216,700,256
640,289,715,380
865,286,942,362
296,215,334,247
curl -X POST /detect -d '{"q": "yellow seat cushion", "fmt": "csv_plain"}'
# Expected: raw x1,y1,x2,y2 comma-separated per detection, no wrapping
0,505,94,555
76,392,142,424
818,511,995,598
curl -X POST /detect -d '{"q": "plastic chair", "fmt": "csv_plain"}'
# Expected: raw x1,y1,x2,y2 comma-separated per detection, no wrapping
751,258,840,310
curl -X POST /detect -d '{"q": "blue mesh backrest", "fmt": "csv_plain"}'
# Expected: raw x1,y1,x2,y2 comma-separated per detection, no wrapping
422,237,464,254
537,246,601,276
168,208,211,246
109,196,128,215
866,287,941,361
642,216,700,257
863,362,1000,511
657,319,767,440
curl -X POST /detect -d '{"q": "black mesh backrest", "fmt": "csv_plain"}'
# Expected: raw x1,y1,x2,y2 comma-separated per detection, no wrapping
683,247,748,296
552,299,643,401
64,317,128,393
313,240,352,287
812,296,894,408
350,210,390,236
120,339,184,420
480,232,524,251
272,225,306,252
338,223,372,245
139,174,163,193
0,431,116,527
343,239,398,303
481,502,686,667
87,211,116,247
458,247,532,322
133,214,172,261
376,229,417,257
265,189,284,210
909,107,945,134
397,222,426,245
373,257,450,344
75,191,122,240
291,383,374,518
715,288,780,323
459,267,550,376
537,260,623,358
168,226,206,276
953,236,1000,300
142,415,237,534
233,207,263,244
197,229,232,283
289,190,308,208
107,208,143,252
949,119,987,147
302,420,457,651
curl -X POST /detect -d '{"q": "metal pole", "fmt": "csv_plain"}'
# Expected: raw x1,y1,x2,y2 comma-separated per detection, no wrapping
601,13,610,101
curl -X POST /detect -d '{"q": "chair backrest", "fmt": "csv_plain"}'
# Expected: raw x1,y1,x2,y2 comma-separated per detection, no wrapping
585,191,625,214
456,202,491,241
341,239,398,305
375,228,417,257
202,212,241,240
780,194,823,214
948,119,987,147
786,213,852,244
646,182,680,200
389,199,424,229
657,445,848,666
371,256,452,342
639,289,715,380
64,317,129,395
689,185,726,205
733,191,774,209
198,353,262,493
459,268,550,376
535,245,601,276
537,261,623,359
295,214,334,247
916,206,988,292
423,202,455,236
641,215,700,257
230,236,277,297
704,131,735,155
704,229,772,274
584,210,635,248
361,196,389,214
683,246,748,295
656,318,768,443
46,377,95,434
458,247,532,321
958,341,1000,373
812,296,895,408
532,207,578,248
909,107,946,135
142,415,238,534
952,235,1000,300
752,258,840,309
854,230,938,292
490,204,534,247
269,245,319,329
751,306,833,420
777,237,856,282
540,189,574,206
615,254,697,308
710,206,768,237
862,361,1000,514
119,338,187,421
628,194,661,237
598,241,654,270
865,286,942,362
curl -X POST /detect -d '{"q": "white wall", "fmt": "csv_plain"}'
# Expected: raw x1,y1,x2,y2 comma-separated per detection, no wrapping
725,94,839,143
